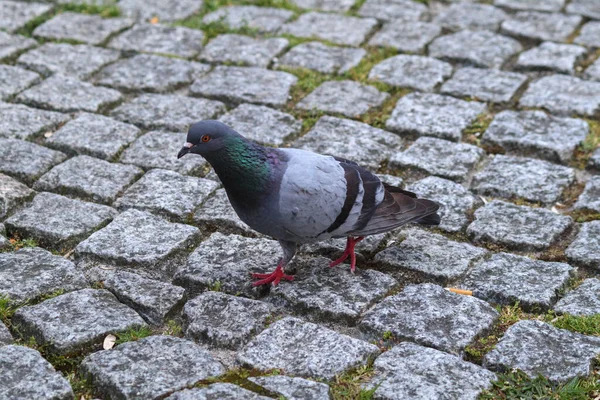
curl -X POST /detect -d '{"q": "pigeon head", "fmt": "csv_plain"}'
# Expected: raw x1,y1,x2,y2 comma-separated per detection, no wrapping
177,120,241,159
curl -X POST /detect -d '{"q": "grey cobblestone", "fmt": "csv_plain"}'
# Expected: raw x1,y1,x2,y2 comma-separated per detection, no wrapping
575,21,600,48
358,0,427,22
0,31,37,62
202,6,293,33
167,384,271,400
108,23,205,58
33,12,133,45
17,43,121,80
291,0,355,12
190,66,297,108
45,113,140,160
0,247,88,305
0,0,52,33
12,288,147,354
386,93,486,141
238,316,380,379
566,0,600,20
369,55,452,92
516,42,587,75
494,0,564,12
277,41,366,74
590,149,600,170
501,12,582,42
566,221,600,269
368,21,441,54
389,136,485,182
467,200,573,251
0,65,40,101
249,376,330,400
280,12,378,47
0,138,67,184
0,172,35,220
0,322,11,346
81,335,225,399
360,283,498,355
96,54,209,93
193,188,257,236
111,94,226,133
441,67,527,103
293,116,402,169
554,278,600,316
118,0,204,22
434,3,507,32
584,58,600,82
201,34,288,68
574,176,600,212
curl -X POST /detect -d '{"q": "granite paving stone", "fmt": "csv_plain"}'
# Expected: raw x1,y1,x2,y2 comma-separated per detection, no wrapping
218,104,301,146
368,21,441,54
290,0,355,12
566,0,600,20
202,6,293,33
389,136,485,182
249,376,329,400
501,12,582,42
190,66,297,108
183,291,272,349
270,257,397,324
111,94,225,133
0,102,69,141
0,65,40,101
296,80,388,118
0,31,37,62
0,138,67,184
118,0,204,22
429,30,522,69
277,41,365,74
369,55,452,92
584,58,600,82
494,0,564,12
574,176,600,212
201,34,288,68
0,345,73,400
280,12,378,47
17,43,121,80
108,23,205,58
554,278,600,316
467,200,573,251
33,12,133,45
482,110,589,164
519,75,600,117
0,0,52,33
104,271,186,326
114,169,219,221
96,54,209,93
120,131,209,175
76,209,200,281
441,67,527,103
239,317,380,379
34,155,143,204
590,148,600,169
5,192,117,249
360,283,498,355
16,75,123,113
365,342,496,400
386,93,486,141
0,322,11,346
472,155,575,204
302,233,387,262
566,221,600,269
462,253,574,310
484,320,600,382
407,176,480,233
167,384,271,400
0,231,8,251
81,335,225,399
45,113,140,161
293,116,402,169
575,21,600,48
375,228,488,285
358,0,428,22
0,172,35,219
0,247,88,305
516,42,587,75
12,288,147,354
434,3,507,32
173,233,280,298
193,188,257,236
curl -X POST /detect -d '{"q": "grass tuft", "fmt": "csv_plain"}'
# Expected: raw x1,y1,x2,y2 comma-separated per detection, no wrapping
329,364,377,400
571,119,600,170
115,325,153,345
548,313,600,336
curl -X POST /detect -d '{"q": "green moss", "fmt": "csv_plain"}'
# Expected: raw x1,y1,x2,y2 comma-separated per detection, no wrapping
196,368,283,396
360,88,411,130
571,119,600,170
329,364,377,400
342,46,398,88
547,313,600,336
163,320,184,337
4,237,38,252
0,295,19,325
279,66,331,106
115,325,153,345
569,210,600,223
463,112,494,147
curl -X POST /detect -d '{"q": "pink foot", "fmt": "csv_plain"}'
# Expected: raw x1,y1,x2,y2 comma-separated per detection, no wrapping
329,236,364,273
251,262,294,286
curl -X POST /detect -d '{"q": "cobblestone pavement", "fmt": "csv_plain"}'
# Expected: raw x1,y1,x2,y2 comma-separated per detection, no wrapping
1,0,600,399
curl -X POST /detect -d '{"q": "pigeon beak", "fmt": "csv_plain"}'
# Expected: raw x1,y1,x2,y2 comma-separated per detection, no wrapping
177,142,194,159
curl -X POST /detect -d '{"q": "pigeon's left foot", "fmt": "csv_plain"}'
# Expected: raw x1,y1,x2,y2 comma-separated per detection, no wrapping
329,236,364,273
251,261,294,286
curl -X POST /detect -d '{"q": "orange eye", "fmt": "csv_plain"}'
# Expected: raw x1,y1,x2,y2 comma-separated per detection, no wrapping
201,135,211,143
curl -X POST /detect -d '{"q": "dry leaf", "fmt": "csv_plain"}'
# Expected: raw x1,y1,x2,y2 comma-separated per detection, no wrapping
150,16,159,24
103,334,116,350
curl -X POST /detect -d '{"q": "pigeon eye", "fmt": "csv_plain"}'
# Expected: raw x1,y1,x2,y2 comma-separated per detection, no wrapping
201,135,211,143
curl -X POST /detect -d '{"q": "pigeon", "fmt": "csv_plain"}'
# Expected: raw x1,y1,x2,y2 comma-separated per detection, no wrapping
178,120,440,286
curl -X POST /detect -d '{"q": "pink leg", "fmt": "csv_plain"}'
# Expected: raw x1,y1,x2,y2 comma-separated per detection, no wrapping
329,236,364,273
251,261,294,286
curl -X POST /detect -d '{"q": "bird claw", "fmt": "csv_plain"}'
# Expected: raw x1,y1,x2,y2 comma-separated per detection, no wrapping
329,236,363,273
251,264,294,286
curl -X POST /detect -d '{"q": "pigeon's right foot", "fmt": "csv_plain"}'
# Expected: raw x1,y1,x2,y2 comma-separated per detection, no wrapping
251,262,294,286
329,236,364,273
